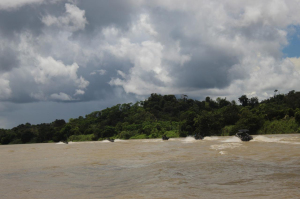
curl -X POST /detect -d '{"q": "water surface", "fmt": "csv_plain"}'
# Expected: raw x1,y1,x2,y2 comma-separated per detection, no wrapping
1,134,300,198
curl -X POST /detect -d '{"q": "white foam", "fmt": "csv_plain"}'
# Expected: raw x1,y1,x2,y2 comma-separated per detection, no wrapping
222,136,241,143
182,136,196,142
253,135,300,144
253,135,280,143
203,136,219,141
114,139,127,142
210,143,242,150
102,140,111,143
219,151,227,155
56,141,66,144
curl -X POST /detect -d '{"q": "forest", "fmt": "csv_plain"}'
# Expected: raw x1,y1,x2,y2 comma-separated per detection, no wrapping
1,90,300,145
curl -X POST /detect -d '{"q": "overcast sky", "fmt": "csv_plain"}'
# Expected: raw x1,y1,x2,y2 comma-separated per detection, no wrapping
1,0,300,128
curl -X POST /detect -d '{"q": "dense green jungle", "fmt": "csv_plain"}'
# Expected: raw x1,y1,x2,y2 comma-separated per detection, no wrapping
1,90,300,145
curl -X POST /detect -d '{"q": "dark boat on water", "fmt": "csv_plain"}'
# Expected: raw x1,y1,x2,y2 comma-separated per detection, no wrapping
194,133,204,140
107,138,115,142
235,129,253,141
162,135,169,140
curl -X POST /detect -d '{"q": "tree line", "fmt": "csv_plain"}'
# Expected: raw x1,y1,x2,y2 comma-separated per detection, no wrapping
1,90,300,144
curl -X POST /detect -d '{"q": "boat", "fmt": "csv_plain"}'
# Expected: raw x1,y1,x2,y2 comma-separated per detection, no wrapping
194,133,204,140
235,129,253,141
162,135,169,140
107,138,115,142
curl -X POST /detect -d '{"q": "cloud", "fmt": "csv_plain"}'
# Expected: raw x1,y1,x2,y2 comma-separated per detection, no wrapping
0,74,11,99
33,56,80,84
2,0,300,128
90,69,106,75
0,0,45,10
42,3,88,32
74,89,85,96
289,57,300,70
0,45,20,72
50,92,74,101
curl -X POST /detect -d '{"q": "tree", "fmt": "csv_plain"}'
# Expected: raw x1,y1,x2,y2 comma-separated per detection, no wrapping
60,124,71,142
295,109,300,125
230,109,264,135
21,131,34,143
249,97,259,108
216,97,231,108
238,95,249,106
194,111,222,136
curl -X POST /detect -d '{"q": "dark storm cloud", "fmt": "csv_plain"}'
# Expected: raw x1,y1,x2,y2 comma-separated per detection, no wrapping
146,7,241,90
73,52,129,100
77,0,137,32
0,4,44,37
172,51,239,89
1,0,300,129
0,47,19,72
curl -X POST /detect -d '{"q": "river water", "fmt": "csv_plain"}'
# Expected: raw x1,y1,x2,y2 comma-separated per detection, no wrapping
1,134,300,198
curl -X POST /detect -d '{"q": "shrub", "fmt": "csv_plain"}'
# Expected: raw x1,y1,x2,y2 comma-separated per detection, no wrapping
258,118,299,134
130,134,148,139
165,130,179,138
69,134,95,142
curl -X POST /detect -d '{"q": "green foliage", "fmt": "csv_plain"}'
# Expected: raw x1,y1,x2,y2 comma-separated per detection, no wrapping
164,130,179,138
222,125,235,136
229,109,264,135
118,131,137,139
2,90,300,144
21,130,34,143
295,109,300,125
258,117,298,134
9,139,23,144
130,134,148,139
194,111,222,136
69,134,95,142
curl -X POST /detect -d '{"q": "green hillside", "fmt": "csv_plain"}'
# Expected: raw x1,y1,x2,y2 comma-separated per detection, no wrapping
1,90,300,144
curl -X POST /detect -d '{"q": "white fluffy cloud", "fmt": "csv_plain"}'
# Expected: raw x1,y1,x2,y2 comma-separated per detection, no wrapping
50,92,73,101
0,0,44,10
2,0,300,128
1,28,90,102
42,3,87,32
1,0,300,106
103,0,300,99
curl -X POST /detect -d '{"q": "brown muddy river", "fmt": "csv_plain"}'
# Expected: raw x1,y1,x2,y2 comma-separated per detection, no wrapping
1,134,300,198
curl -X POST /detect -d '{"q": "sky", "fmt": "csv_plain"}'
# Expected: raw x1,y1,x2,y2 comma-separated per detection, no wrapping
1,0,300,128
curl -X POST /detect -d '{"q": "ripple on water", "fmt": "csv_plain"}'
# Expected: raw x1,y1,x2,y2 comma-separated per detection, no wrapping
142,139,163,143
219,151,227,155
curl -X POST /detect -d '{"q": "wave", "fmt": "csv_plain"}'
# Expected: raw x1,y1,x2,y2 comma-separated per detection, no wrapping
114,139,127,142
56,141,67,144
210,143,242,150
219,151,228,155
253,135,281,143
203,136,219,141
222,136,241,143
182,136,196,143
253,135,300,144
